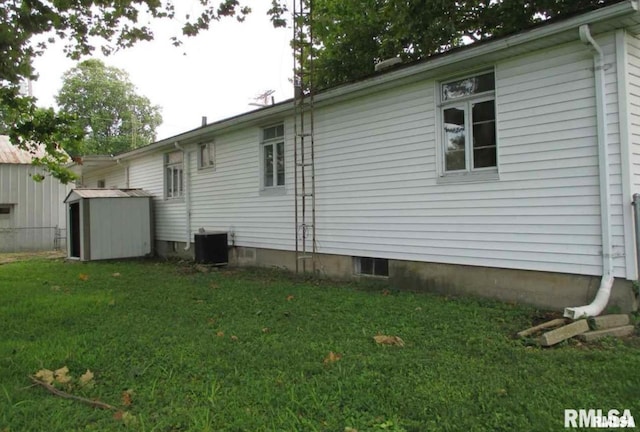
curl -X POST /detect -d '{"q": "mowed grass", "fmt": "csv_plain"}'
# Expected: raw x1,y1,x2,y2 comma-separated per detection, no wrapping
0,259,639,432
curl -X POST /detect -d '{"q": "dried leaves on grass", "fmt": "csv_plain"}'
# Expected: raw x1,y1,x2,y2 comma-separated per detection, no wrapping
373,335,405,347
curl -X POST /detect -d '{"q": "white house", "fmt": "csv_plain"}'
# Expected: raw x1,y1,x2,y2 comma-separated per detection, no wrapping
0,136,71,252
73,1,640,315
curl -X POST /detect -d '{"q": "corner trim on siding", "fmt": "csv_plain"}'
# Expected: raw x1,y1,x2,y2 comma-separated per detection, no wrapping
616,29,637,280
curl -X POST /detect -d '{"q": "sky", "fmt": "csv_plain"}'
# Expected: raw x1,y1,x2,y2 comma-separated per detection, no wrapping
31,0,294,141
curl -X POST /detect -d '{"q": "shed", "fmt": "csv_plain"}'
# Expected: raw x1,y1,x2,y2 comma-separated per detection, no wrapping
64,188,153,261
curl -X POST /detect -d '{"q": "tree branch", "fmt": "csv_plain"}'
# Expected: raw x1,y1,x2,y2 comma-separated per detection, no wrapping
28,376,117,410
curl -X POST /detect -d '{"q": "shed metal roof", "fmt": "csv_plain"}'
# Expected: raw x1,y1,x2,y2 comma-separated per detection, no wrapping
64,188,153,202
0,135,46,164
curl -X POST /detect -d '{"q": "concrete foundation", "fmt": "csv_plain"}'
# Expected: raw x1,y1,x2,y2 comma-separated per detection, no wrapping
155,240,194,260
391,260,637,313
155,240,638,313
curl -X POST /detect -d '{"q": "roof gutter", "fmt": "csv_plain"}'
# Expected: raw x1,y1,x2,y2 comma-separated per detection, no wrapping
564,25,614,319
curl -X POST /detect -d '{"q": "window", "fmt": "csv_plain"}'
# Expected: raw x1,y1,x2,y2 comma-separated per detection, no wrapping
198,142,215,169
0,206,10,215
440,71,497,175
97,180,105,188
262,124,285,188
165,151,184,199
354,257,389,277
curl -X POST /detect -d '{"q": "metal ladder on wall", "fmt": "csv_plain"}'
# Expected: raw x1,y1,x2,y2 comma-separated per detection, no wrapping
293,0,317,273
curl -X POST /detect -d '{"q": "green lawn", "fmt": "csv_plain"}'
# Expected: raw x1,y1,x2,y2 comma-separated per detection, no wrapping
0,258,638,431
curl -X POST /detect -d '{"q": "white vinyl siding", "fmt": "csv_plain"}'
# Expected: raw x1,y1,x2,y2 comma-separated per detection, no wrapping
191,125,293,249
129,153,185,242
81,166,126,189
307,36,622,278
627,33,640,193
90,31,634,279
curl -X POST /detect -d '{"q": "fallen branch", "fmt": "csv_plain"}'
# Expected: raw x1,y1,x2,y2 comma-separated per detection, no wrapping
28,376,117,410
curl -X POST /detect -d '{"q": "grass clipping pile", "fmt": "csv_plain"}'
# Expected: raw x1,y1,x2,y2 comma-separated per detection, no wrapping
517,314,635,346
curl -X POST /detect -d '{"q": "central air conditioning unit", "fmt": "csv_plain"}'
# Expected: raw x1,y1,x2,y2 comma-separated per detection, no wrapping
194,232,228,265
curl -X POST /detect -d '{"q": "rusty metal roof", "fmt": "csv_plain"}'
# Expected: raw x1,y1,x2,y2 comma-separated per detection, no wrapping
64,188,153,202
0,135,47,164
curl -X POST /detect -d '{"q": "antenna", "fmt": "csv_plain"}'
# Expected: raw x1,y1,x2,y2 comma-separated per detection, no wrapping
249,89,276,107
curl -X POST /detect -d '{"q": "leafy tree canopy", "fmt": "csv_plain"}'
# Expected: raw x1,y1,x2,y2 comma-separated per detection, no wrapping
307,0,621,90
1,0,265,182
56,59,162,156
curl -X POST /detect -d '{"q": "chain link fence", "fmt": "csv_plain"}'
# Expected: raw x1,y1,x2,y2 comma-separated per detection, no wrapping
0,226,66,253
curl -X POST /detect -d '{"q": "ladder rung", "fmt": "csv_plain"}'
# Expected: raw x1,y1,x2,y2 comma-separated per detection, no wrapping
296,193,313,197
296,162,313,167
296,133,312,137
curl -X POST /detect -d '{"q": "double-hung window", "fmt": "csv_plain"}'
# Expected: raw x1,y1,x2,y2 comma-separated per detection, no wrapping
165,151,184,199
440,71,497,175
199,142,215,169
262,124,285,188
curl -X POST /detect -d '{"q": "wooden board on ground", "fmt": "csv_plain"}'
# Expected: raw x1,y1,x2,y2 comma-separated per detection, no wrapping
588,314,630,330
578,325,635,342
517,318,568,338
539,320,589,346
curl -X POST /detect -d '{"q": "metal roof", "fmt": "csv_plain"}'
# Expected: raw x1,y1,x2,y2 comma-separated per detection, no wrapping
64,188,153,202
0,135,47,164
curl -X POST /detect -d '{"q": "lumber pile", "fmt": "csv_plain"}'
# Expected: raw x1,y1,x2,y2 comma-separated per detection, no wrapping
517,314,635,347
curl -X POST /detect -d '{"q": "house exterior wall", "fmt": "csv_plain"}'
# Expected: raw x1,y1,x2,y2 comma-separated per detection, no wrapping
190,126,294,250
90,32,635,286
0,163,71,252
627,32,640,198
80,165,127,188
128,152,186,242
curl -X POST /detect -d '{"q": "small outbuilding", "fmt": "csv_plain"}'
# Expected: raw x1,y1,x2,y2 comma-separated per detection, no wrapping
64,188,153,261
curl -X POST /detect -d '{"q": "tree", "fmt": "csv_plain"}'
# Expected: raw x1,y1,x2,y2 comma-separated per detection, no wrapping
56,59,162,156
1,0,263,182
307,0,620,90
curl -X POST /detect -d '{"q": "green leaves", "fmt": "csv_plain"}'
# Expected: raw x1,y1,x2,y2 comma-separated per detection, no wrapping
0,0,255,181
307,0,618,90
55,59,162,156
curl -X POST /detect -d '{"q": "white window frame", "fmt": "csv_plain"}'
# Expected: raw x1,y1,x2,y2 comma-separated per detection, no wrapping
165,151,184,200
436,69,499,183
198,142,215,170
260,123,285,193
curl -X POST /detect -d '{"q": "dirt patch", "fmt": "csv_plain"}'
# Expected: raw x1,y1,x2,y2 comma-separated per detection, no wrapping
0,250,66,265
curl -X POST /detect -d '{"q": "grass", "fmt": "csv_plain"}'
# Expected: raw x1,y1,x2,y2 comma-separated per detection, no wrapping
0,258,639,432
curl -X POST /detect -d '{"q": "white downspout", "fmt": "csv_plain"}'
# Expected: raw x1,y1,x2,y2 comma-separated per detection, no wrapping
174,142,191,251
564,25,614,319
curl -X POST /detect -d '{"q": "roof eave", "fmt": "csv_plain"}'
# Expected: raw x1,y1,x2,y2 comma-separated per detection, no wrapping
114,0,639,161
